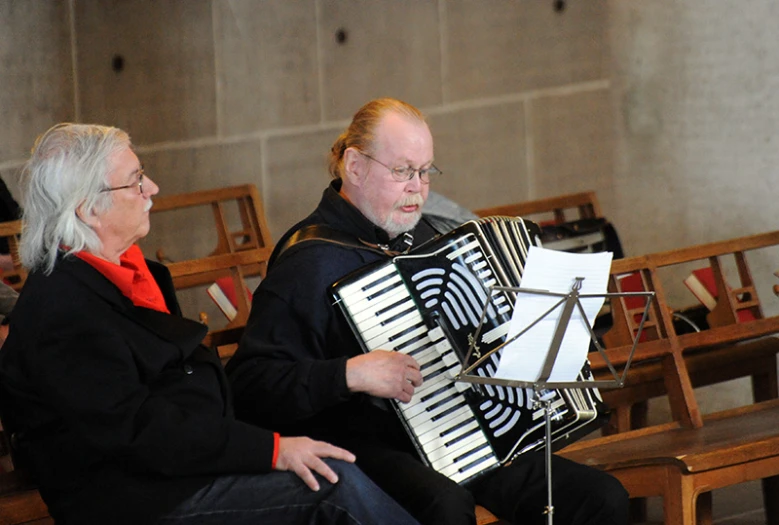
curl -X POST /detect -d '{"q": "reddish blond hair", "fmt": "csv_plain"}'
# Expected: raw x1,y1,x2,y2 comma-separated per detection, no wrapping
328,98,426,179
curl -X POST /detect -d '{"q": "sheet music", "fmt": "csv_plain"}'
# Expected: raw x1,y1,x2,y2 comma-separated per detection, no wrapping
495,246,612,383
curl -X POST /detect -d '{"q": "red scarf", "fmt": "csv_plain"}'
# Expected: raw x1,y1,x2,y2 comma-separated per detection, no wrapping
76,245,170,313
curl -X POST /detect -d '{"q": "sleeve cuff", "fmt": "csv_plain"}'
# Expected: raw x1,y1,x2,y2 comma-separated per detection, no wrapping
271,432,280,469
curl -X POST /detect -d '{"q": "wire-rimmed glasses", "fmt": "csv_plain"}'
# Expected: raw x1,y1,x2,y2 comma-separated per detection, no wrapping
358,151,442,184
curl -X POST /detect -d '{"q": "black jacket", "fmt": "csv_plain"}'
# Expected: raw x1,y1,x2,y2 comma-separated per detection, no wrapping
0,254,275,524
226,181,441,455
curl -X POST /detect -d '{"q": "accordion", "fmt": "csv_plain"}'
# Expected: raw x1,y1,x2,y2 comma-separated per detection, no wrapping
330,217,608,485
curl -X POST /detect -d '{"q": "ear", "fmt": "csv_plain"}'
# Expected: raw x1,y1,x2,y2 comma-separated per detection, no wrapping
76,202,101,229
342,147,366,188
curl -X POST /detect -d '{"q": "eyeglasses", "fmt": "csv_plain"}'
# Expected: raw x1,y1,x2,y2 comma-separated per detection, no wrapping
358,151,442,184
101,169,145,195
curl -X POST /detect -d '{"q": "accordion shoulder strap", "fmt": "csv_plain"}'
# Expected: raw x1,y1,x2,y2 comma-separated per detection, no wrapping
271,224,388,268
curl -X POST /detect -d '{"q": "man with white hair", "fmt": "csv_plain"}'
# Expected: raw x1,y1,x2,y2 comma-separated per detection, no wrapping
0,123,420,525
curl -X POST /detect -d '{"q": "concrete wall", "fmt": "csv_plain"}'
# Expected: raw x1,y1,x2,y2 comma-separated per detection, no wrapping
0,0,610,240
0,0,613,337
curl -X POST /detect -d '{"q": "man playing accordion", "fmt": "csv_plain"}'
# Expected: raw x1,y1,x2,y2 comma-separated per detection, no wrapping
227,98,628,525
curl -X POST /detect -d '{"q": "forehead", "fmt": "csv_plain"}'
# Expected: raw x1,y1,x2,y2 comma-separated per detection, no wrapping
374,113,433,160
107,148,141,181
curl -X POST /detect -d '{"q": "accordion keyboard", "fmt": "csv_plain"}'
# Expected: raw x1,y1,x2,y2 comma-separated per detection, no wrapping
332,218,605,484
336,263,500,483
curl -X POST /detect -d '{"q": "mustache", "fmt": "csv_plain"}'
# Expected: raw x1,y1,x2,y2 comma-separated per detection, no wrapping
144,199,153,212
396,194,424,208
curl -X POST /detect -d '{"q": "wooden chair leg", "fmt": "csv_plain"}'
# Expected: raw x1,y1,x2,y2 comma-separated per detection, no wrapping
663,474,696,525
627,402,650,524
630,400,649,429
751,367,779,403
604,405,632,435
628,499,647,524
696,491,713,525
762,474,779,525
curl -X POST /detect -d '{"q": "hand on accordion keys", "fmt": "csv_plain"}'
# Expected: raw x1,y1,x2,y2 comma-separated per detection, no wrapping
346,350,423,403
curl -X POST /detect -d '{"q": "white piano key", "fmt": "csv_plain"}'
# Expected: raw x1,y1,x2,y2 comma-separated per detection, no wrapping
428,431,488,466
449,453,499,484
401,383,459,419
415,407,474,447
435,443,495,480
346,285,413,324
421,420,483,457
385,325,429,352
407,395,467,430
354,300,418,338
364,315,423,349
337,265,399,300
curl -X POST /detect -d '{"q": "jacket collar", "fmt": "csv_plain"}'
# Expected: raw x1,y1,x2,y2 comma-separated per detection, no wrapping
57,254,207,356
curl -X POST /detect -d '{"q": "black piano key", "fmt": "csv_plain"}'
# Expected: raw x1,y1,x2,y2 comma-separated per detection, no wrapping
389,323,426,345
381,305,419,326
420,384,453,403
425,392,461,412
457,448,494,474
452,441,491,464
362,270,398,293
444,425,481,448
431,400,468,422
440,416,474,438
375,297,412,317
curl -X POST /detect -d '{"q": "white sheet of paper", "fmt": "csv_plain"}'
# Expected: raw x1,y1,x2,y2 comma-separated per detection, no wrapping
494,246,612,383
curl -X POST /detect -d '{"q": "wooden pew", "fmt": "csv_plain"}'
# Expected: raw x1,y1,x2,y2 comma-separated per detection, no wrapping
0,220,49,524
0,412,51,525
473,190,602,223
145,185,274,359
558,232,779,524
598,231,779,432
560,400,779,525
165,249,264,359
149,184,274,288
0,220,26,292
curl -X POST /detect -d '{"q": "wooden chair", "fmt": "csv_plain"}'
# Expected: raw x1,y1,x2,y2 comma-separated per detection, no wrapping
0,407,51,525
0,220,26,292
559,234,779,524
166,249,265,360
145,185,274,359
473,190,602,224
149,184,274,287
560,399,779,525
0,474,51,525
598,231,779,433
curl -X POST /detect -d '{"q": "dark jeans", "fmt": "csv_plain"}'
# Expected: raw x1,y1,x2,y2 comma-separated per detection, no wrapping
354,445,629,525
158,459,420,525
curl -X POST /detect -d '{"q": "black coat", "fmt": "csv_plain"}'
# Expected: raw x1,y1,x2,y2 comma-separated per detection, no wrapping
226,181,441,455
0,255,274,524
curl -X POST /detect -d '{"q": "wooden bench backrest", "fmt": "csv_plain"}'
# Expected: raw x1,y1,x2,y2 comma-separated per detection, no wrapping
473,191,602,223
145,185,274,359
596,230,779,428
0,220,26,292
149,184,273,289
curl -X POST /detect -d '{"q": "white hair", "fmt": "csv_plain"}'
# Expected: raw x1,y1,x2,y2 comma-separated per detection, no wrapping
20,123,131,274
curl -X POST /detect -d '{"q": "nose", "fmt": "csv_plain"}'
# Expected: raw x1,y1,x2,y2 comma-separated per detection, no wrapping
144,175,160,197
405,170,424,192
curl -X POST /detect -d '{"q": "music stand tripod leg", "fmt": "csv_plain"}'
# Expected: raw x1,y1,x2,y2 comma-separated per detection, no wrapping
535,387,556,525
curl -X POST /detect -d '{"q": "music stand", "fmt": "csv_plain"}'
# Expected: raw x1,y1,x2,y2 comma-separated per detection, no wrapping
456,277,654,525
